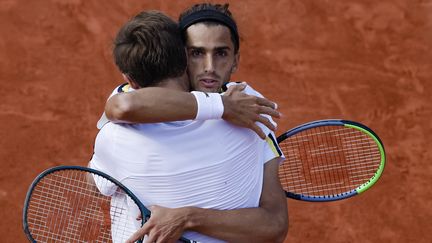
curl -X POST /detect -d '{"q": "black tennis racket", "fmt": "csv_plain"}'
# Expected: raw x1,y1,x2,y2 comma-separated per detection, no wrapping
23,165,198,243
277,119,385,202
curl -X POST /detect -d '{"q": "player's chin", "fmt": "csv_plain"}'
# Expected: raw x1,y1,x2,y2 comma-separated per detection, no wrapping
196,85,221,93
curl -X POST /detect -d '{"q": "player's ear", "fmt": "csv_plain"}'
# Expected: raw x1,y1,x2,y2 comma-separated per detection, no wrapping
122,73,140,89
231,52,240,73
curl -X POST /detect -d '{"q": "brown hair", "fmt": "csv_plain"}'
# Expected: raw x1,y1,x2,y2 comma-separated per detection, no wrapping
113,11,187,87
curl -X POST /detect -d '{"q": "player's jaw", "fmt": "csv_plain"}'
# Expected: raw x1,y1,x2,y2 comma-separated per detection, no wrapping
187,61,235,93
192,74,223,93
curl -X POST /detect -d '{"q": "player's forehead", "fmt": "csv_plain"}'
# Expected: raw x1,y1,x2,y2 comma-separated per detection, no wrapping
185,23,234,51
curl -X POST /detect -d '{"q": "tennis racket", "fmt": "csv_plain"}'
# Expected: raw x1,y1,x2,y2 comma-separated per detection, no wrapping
23,165,198,243
277,119,385,202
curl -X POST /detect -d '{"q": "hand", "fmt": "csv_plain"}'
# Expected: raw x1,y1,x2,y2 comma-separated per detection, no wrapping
126,205,188,243
222,83,280,139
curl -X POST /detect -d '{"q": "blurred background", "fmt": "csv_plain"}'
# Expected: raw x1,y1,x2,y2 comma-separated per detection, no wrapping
1,0,431,242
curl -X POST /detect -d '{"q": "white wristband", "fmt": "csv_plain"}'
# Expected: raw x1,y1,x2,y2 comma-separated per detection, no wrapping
191,91,224,120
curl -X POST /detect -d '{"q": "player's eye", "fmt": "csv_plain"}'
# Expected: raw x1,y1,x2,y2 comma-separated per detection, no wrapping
189,49,203,57
215,50,228,57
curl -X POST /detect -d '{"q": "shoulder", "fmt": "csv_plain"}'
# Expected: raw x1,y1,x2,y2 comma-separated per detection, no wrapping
116,83,133,93
108,83,134,99
221,81,264,98
224,82,278,137
97,83,134,129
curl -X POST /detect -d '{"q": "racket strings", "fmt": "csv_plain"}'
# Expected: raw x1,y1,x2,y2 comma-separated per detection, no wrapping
279,125,381,197
26,169,141,243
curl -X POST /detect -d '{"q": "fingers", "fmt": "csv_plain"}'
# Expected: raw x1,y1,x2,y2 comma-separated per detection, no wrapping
224,83,246,95
145,232,157,243
126,225,149,243
255,97,278,110
257,106,280,119
249,96,280,118
256,115,276,131
250,123,266,139
249,115,276,139
230,83,247,91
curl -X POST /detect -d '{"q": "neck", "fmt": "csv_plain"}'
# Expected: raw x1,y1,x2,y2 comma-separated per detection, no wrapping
154,73,190,91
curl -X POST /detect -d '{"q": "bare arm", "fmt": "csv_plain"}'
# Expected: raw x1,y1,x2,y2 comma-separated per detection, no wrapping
106,87,197,124
105,85,280,138
126,158,289,243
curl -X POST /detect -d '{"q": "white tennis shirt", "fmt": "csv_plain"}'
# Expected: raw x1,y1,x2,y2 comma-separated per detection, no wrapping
90,83,283,242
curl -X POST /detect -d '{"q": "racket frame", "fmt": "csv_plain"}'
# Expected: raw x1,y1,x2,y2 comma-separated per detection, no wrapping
22,165,151,243
277,119,386,202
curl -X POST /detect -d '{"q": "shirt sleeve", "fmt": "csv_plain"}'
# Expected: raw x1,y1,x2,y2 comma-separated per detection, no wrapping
225,82,284,164
263,131,285,164
96,83,132,129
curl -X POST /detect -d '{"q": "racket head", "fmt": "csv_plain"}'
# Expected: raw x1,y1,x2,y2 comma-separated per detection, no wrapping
23,165,150,243
277,119,385,202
